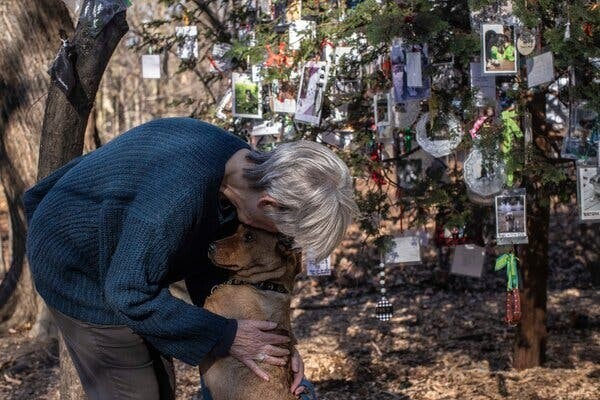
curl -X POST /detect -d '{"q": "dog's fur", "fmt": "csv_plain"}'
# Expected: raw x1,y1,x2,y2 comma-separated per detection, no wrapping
200,224,301,400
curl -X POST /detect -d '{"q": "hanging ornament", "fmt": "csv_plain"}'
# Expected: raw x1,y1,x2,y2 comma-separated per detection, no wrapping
564,19,571,41
583,22,594,38
374,260,393,322
415,112,464,158
495,252,521,326
463,147,506,199
516,29,536,56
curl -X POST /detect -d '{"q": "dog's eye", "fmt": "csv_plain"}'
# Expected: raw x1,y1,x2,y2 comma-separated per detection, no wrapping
243,232,254,243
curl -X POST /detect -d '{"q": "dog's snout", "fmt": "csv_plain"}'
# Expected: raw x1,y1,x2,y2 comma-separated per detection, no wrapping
208,242,217,256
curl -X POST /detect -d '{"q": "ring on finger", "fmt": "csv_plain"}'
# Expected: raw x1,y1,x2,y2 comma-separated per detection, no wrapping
256,353,266,362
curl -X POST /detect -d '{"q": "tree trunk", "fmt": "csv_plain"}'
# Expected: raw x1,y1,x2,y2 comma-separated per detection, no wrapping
512,90,553,369
514,181,549,369
0,0,75,331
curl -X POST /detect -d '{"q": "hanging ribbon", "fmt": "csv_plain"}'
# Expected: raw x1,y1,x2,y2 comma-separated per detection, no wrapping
495,252,521,325
469,115,488,139
500,107,523,187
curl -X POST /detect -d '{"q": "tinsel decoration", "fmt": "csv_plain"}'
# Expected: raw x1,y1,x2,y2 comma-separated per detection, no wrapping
495,252,521,326
500,106,524,187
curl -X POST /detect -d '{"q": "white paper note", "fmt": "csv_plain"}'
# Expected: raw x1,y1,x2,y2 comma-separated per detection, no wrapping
142,54,161,79
307,257,331,276
384,236,421,265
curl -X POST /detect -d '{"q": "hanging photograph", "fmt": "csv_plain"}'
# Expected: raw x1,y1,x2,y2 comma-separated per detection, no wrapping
450,244,486,278
271,80,297,114
577,165,600,222
295,61,329,126
561,106,599,161
209,43,233,72
482,23,517,75
374,92,393,127
391,42,431,103
232,72,262,119
415,112,464,158
526,51,555,88
306,256,331,276
495,189,528,244
384,236,421,265
332,46,362,95
175,26,198,60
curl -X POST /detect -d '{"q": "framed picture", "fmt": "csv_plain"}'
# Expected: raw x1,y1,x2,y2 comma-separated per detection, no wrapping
561,106,599,161
295,61,328,126
495,189,528,244
271,80,297,114
391,42,431,103
577,165,600,222
374,92,393,127
232,72,262,119
384,236,421,266
482,23,517,75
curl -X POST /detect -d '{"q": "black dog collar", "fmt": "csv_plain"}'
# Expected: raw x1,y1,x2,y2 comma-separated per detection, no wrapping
212,278,290,295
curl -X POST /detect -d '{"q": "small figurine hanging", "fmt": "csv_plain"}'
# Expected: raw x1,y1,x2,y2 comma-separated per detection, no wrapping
375,258,393,322
500,102,523,187
495,252,521,326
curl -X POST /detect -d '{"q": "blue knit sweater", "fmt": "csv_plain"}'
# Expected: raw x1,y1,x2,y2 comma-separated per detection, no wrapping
24,118,249,365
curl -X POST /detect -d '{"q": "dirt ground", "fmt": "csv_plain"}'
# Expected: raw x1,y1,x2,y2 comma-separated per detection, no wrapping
1,210,599,399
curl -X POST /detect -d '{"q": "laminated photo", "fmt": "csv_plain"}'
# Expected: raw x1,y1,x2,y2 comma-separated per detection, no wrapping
232,72,262,119
374,92,392,127
451,244,485,278
295,61,329,126
526,51,555,88
331,46,362,95
209,43,233,72
390,42,430,103
577,165,600,222
289,20,316,50
384,236,421,266
495,190,528,244
482,24,517,75
561,106,599,161
271,80,297,114
175,26,198,60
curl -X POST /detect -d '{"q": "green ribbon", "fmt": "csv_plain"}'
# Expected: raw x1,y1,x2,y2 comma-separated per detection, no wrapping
500,109,523,154
404,129,413,153
495,253,519,291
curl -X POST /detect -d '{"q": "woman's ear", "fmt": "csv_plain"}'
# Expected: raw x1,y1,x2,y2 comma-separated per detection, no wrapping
257,194,279,210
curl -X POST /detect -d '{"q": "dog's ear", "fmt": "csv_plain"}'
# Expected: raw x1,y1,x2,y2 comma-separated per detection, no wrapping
276,234,295,255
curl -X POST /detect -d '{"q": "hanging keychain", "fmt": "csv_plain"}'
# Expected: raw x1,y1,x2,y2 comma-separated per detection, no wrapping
495,251,521,326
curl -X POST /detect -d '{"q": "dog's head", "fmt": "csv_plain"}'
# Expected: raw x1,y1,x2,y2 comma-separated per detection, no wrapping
208,224,301,291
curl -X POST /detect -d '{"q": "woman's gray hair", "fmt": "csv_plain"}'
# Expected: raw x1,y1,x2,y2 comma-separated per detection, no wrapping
244,140,359,261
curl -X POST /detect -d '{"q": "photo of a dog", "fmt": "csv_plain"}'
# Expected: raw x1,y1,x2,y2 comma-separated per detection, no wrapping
200,224,302,400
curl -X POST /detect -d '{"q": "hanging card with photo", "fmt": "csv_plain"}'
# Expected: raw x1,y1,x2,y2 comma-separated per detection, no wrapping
232,72,262,119
142,54,161,79
175,26,198,60
577,165,600,222
561,105,599,161
495,189,529,245
374,92,392,127
306,256,331,276
391,42,431,103
295,61,329,126
384,236,422,265
451,244,486,278
526,51,555,88
482,23,517,75
271,80,297,114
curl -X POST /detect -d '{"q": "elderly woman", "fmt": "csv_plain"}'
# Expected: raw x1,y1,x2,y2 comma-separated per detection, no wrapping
24,118,357,400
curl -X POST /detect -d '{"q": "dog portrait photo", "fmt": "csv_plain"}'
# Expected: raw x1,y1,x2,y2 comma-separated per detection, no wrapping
295,61,328,125
495,192,527,240
577,165,600,222
232,72,262,119
482,23,517,75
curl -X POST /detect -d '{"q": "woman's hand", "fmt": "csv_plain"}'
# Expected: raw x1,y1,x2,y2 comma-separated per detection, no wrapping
290,347,306,396
229,319,290,381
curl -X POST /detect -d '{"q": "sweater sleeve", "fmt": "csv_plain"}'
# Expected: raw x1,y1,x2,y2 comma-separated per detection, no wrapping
102,180,237,365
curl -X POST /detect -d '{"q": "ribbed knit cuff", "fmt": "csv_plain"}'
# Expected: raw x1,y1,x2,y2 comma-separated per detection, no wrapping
209,318,238,358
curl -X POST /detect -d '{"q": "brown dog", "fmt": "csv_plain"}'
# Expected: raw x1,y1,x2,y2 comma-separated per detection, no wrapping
200,224,301,400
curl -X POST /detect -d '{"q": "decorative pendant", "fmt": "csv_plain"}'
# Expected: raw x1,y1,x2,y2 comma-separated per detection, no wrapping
464,147,506,198
415,112,464,158
375,297,393,322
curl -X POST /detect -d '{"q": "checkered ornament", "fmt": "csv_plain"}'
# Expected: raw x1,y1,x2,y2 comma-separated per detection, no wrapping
375,297,393,321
